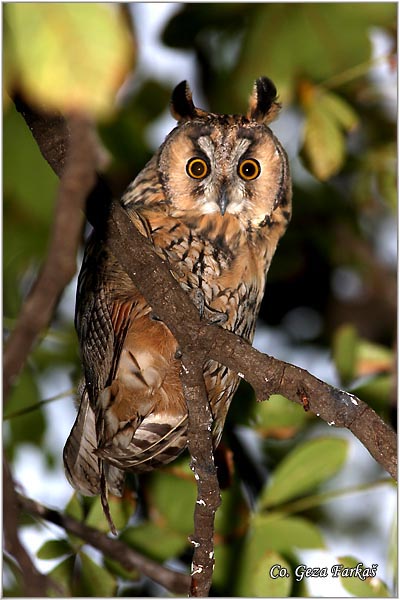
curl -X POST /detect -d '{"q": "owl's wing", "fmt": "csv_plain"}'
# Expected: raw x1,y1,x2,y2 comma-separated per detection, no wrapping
75,205,159,399
63,382,101,496
75,234,117,403
64,233,132,503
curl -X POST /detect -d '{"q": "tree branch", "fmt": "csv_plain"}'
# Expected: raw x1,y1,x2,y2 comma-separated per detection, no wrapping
17,493,191,595
181,350,221,596
3,111,98,400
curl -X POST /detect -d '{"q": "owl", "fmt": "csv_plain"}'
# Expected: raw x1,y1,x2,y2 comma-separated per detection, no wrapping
63,77,292,527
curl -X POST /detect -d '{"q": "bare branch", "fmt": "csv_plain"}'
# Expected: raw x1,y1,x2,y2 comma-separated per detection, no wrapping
13,95,69,178
3,112,98,400
206,335,397,480
180,351,221,596
17,493,191,595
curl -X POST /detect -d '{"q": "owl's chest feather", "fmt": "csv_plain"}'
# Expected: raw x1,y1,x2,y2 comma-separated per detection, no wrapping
141,210,268,339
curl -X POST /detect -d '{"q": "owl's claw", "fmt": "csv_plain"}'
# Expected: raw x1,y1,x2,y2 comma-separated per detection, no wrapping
150,312,162,322
207,312,228,326
189,289,228,326
189,289,206,318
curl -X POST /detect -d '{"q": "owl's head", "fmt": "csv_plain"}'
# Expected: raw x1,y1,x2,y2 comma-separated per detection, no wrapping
157,77,291,232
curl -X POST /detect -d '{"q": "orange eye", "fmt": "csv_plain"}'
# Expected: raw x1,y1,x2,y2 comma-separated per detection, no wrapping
186,157,209,179
238,158,261,181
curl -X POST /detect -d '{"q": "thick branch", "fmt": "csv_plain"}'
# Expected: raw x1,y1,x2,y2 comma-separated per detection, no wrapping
3,112,98,400
17,494,191,595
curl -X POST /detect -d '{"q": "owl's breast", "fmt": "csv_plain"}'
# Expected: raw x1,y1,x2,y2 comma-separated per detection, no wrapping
144,211,268,341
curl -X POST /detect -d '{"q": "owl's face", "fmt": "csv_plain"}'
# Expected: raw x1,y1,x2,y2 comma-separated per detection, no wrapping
157,78,291,232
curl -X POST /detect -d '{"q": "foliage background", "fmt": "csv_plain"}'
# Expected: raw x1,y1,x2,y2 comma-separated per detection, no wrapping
3,2,397,597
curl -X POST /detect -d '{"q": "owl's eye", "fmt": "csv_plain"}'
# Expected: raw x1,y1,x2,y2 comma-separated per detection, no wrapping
186,157,209,179
238,158,261,181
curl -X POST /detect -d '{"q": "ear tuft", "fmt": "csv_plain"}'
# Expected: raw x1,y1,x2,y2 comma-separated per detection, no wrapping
248,76,281,124
170,81,197,122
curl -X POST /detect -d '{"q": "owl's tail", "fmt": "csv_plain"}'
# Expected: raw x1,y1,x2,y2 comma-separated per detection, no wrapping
63,388,125,498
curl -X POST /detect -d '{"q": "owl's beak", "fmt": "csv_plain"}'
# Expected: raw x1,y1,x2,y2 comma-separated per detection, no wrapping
218,189,229,216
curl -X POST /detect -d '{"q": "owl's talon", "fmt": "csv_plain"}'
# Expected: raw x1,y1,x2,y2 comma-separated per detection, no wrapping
189,288,228,325
150,312,162,322
189,289,205,318
207,312,228,326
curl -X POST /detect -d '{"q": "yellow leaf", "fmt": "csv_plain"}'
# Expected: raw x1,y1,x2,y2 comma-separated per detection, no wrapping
5,3,135,118
320,90,359,132
301,102,345,180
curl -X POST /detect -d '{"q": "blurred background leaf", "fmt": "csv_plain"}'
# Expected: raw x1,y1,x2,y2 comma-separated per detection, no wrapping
4,3,135,117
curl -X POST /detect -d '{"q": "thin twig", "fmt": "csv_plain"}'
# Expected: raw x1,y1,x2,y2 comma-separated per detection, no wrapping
17,493,191,595
4,388,75,421
319,52,394,90
276,478,395,516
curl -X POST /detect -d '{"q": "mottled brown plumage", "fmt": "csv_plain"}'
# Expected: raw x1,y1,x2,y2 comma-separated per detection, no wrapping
63,77,292,525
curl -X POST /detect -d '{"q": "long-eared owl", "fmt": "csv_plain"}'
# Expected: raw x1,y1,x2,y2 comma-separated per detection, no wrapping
63,77,292,520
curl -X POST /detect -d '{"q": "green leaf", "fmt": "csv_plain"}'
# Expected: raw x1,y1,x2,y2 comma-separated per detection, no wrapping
37,539,72,560
353,374,393,414
233,3,395,104
65,492,84,521
47,556,76,597
259,437,348,509
121,522,188,563
251,514,325,552
4,367,46,457
337,556,391,597
213,542,238,592
300,87,359,181
320,91,359,132
301,98,346,181
353,143,397,212
215,478,250,538
3,103,58,320
254,394,309,438
3,103,58,228
333,324,359,385
147,466,197,535
5,4,135,118
357,339,393,376
77,552,117,597
3,554,25,597
235,514,323,595
98,78,171,169
103,556,140,582
85,494,134,533
333,325,394,395
253,551,293,597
